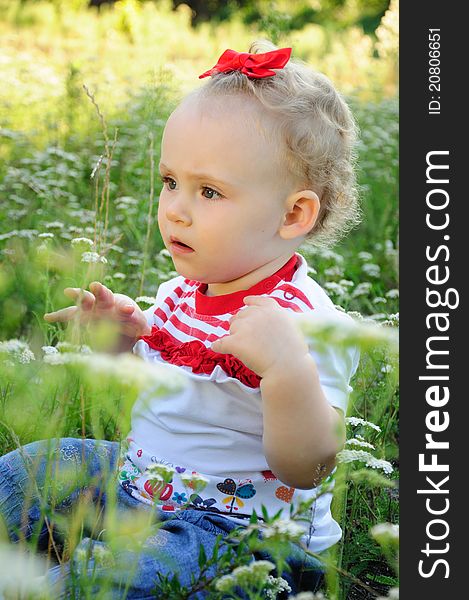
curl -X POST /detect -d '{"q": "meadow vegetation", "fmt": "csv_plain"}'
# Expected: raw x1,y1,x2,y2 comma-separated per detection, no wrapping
0,1,398,598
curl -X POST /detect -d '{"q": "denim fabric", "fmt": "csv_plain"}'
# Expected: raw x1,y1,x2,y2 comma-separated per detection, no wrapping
0,438,324,599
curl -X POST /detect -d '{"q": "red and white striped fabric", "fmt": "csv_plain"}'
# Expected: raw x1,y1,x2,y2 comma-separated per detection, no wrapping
136,253,325,390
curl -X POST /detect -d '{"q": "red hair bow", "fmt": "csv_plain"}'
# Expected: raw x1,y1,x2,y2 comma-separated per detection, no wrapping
199,47,292,80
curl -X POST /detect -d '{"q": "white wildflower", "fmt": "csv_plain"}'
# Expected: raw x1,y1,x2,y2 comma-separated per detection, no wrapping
81,251,107,264
386,289,399,299
346,417,381,432
358,251,373,261
127,258,142,267
352,282,372,297
215,574,236,592
71,237,94,247
0,231,18,241
217,560,275,589
373,297,387,304
324,266,344,278
347,310,364,321
115,196,139,209
265,575,291,599
361,263,381,278
337,449,393,474
262,519,304,541
38,232,54,239
41,346,59,355
0,544,50,597
339,279,354,288
158,249,171,259
317,249,343,263
92,545,114,567
371,523,399,542
0,340,35,364
381,364,394,373
56,342,92,354
307,266,317,275
16,229,39,239
296,313,398,352
345,438,375,450
377,587,399,600
135,296,156,305
324,282,347,297
43,352,186,394
45,221,64,229
113,272,126,280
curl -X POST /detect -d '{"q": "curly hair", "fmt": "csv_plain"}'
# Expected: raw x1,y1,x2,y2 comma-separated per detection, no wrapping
183,39,361,248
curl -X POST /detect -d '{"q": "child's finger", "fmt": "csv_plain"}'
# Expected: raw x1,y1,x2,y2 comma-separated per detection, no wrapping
44,306,79,322
211,334,232,354
243,295,276,306
118,304,135,316
89,281,114,309
64,287,96,311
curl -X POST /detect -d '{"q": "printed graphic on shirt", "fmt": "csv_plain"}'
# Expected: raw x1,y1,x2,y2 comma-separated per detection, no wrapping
117,445,298,521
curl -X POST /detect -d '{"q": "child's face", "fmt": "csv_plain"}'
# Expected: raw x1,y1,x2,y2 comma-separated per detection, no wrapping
157,96,297,288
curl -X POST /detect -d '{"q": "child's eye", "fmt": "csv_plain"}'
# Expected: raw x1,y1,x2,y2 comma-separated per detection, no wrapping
160,176,176,191
202,187,224,201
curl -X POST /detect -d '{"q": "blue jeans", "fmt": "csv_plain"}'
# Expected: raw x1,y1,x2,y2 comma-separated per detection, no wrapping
0,438,324,598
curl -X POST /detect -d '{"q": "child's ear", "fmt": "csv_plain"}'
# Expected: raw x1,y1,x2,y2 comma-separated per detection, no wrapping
279,189,321,240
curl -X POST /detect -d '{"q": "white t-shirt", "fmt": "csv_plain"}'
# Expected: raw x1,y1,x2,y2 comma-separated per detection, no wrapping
118,252,359,553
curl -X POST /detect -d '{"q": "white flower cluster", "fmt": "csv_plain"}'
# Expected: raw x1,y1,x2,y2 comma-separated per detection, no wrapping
71,237,94,247
352,282,372,298
296,313,398,352
43,352,186,394
345,438,375,450
215,560,276,593
135,296,156,305
371,522,399,542
361,263,381,278
0,340,35,364
377,587,399,600
261,519,305,541
337,449,393,474
264,575,291,599
56,341,92,354
45,221,64,229
0,543,50,597
346,417,381,432
81,251,107,264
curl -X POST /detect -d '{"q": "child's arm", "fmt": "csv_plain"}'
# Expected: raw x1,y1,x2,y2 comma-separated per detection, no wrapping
44,281,152,353
211,294,347,490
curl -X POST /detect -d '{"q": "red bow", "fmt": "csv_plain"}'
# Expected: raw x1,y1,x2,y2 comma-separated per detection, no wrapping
199,47,292,80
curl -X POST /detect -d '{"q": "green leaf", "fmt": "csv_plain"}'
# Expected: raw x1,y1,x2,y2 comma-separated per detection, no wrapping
198,543,207,569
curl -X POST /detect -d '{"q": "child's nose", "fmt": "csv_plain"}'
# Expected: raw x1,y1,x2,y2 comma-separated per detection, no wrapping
165,195,192,226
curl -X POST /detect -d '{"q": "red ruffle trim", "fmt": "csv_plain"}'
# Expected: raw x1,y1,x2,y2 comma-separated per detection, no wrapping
139,326,261,389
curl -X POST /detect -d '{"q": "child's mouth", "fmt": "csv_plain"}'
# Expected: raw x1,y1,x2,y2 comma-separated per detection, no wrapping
170,240,195,254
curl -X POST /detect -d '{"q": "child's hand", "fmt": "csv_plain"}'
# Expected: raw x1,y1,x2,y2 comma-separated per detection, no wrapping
210,295,309,378
43,282,152,340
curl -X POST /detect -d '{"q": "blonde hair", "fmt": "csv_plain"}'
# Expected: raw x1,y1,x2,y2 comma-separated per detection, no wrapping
185,39,361,248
